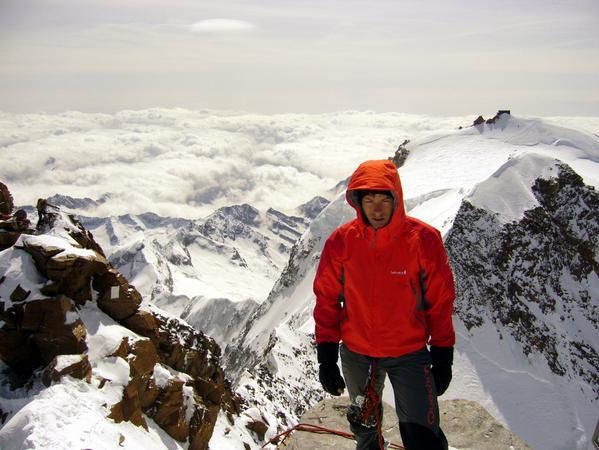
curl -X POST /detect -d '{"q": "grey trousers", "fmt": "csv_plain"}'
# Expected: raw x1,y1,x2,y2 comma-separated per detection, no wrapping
340,344,448,450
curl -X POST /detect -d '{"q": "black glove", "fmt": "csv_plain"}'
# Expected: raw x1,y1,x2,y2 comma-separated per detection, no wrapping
430,346,453,396
317,342,346,396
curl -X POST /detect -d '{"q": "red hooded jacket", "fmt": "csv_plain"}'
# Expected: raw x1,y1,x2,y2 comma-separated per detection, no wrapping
313,160,455,357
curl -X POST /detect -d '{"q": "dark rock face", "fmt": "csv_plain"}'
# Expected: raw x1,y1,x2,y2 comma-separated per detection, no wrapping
388,138,411,168
0,185,242,449
0,292,87,372
42,354,92,387
198,204,261,242
298,196,330,220
445,162,599,397
0,183,14,216
472,110,511,126
225,234,320,379
0,182,33,251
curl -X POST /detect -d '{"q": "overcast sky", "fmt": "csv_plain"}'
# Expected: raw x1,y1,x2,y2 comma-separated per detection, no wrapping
1,0,598,116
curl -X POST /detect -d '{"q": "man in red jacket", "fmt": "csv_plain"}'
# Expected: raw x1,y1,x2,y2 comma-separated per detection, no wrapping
313,160,455,450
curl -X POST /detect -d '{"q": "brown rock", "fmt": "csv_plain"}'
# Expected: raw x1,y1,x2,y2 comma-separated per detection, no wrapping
151,379,189,442
0,198,235,448
0,321,40,371
42,354,92,386
138,375,161,410
110,337,131,359
122,309,159,339
189,403,221,450
440,398,531,450
35,199,105,256
95,269,141,320
0,232,20,251
20,295,72,331
195,377,225,405
0,182,14,216
245,417,269,441
44,253,104,303
129,339,158,377
109,382,148,429
21,296,88,364
20,239,106,305
9,284,31,303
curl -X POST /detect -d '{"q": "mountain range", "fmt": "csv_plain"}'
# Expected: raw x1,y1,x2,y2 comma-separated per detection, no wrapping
0,110,598,449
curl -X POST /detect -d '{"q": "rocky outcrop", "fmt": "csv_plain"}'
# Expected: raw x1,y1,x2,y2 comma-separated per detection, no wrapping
280,397,531,449
0,184,242,449
0,182,33,251
472,110,511,126
445,161,599,397
388,138,411,168
0,183,14,217
42,354,92,387
297,196,330,220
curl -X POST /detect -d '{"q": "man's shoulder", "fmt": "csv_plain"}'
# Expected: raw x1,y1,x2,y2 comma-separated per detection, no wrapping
325,219,360,245
404,215,439,233
331,218,360,235
403,216,442,241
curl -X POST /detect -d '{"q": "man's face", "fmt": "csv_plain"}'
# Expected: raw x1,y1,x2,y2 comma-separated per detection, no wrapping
361,192,394,229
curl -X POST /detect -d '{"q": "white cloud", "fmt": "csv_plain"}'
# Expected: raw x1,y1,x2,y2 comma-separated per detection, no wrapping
0,109,461,218
188,19,254,33
2,109,598,220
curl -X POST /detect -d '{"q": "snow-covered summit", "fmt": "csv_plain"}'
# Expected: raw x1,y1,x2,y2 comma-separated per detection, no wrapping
467,153,567,222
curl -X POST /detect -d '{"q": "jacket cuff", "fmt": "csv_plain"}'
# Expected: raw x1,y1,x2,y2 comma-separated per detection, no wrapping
317,342,340,365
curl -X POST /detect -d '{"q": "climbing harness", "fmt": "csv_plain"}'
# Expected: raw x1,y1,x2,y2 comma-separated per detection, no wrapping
347,358,380,429
345,358,385,449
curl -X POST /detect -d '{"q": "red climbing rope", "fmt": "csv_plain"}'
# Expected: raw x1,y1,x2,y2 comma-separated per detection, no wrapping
260,421,405,449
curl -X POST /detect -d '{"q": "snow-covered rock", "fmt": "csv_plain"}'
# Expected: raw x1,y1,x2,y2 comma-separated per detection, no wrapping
0,198,243,450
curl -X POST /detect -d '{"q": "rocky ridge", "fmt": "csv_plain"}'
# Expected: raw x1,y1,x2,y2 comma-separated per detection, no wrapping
0,189,244,450
445,160,599,398
281,397,532,450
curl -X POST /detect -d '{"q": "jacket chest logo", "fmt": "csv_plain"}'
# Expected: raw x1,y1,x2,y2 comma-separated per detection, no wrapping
390,270,407,276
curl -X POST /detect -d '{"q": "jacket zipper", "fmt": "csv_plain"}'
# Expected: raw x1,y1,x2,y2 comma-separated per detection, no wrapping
370,229,378,250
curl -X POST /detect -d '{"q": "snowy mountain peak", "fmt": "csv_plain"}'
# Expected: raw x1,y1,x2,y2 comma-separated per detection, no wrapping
296,196,330,219
445,159,598,448
468,111,599,152
466,153,565,223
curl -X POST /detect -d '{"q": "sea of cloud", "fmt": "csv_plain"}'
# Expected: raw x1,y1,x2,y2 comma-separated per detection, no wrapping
1,108,598,220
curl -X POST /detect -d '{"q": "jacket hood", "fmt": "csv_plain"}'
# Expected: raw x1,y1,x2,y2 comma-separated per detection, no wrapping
346,160,406,228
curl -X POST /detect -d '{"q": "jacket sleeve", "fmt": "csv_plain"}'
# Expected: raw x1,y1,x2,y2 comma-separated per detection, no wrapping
313,230,345,344
419,227,456,348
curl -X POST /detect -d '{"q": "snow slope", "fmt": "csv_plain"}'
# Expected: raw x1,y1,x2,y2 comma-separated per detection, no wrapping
229,113,599,450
